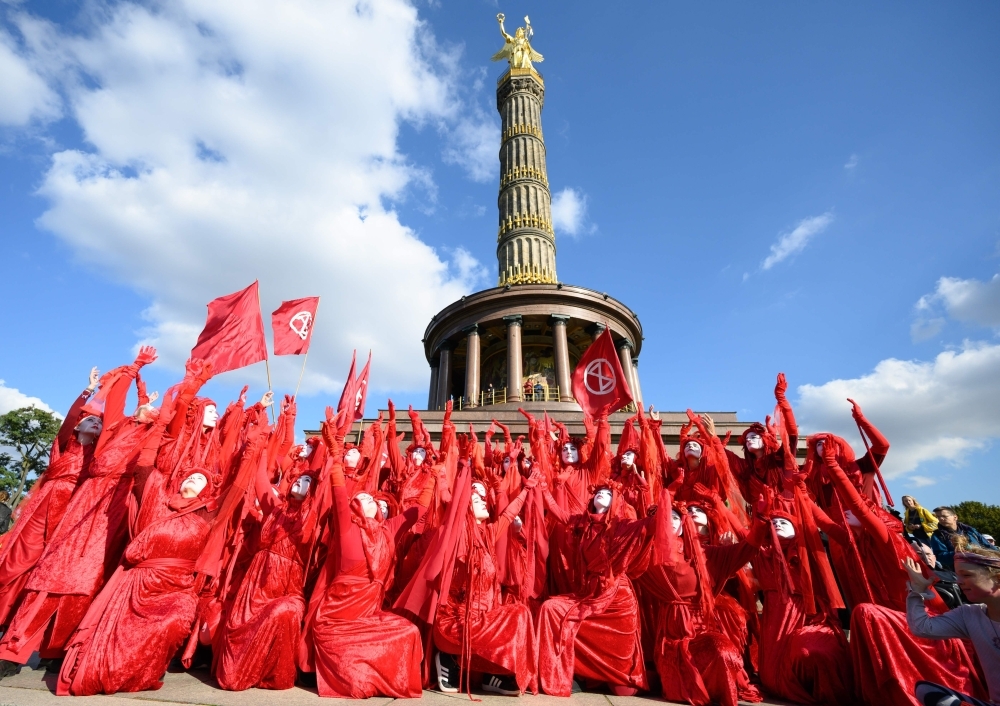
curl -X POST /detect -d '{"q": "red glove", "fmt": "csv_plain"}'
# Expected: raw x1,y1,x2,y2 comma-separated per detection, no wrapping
134,345,158,368
775,372,788,402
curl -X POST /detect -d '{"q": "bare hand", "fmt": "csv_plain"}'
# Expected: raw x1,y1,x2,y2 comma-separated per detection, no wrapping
88,367,100,391
260,391,274,408
902,556,934,593
700,413,716,437
148,391,159,404
648,405,660,422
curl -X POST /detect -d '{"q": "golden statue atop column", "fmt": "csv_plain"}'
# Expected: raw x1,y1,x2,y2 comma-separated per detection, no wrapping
491,13,544,70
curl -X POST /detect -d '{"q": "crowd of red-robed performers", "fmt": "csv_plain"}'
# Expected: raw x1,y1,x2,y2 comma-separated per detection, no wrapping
0,348,998,706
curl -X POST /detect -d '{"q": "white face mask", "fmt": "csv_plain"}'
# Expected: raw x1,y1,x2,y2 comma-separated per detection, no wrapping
745,433,763,451
355,493,378,519
75,415,103,442
502,457,512,472
684,441,703,460
202,405,219,428
180,472,208,498
671,509,683,536
290,475,312,500
299,444,314,459
411,448,427,467
688,507,709,536
344,448,361,468
561,443,579,465
593,489,612,514
772,517,796,539
471,493,490,521
815,440,825,456
621,451,635,467
378,499,389,519
472,482,487,499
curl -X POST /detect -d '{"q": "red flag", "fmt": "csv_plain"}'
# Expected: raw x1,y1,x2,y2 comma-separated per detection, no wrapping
571,327,633,417
271,297,320,356
352,353,371,421
191,282,268,375
336,351,358,418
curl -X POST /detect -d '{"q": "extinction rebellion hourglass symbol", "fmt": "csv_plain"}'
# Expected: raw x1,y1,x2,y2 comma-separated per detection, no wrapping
583,358,616,396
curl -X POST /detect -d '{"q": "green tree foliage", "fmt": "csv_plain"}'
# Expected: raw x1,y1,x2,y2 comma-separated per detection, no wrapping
0,407,61,507
954,501,1000,540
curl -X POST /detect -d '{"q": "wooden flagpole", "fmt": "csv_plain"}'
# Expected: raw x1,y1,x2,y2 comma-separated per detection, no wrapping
256,283,276,424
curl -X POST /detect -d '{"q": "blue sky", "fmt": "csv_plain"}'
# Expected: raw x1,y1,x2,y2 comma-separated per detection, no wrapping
1,1,998,506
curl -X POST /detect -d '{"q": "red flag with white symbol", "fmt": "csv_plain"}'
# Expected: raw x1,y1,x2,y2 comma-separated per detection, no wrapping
271,297,320,356
352,353,371,421
571,327,633,417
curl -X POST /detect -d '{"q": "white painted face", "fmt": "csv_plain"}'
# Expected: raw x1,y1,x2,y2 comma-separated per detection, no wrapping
355,492,378,519
688,506,709,536
561,443,579,465
180,472,208,498
299,444,314,459
74,415,103,442
671,509,683,536
472,482,487,499
344,448,361,468
202,404,219,428
683,441,703,460
502,457,512,473
621,451,636,467
512,515,523,534
471,493,490,521
520,457,532,472
772,517,796,539
411,448,427,467
593,489,613,514
815,440,825,456
377,499,389,520
745,432,763,451
134,404,157,424
290,475,312,500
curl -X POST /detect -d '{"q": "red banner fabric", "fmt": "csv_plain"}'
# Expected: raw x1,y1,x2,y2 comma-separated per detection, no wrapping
571,327,633,417
190,281,268,375
271,297,320,356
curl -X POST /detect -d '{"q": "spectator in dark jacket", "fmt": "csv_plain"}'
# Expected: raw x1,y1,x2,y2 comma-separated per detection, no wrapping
0,492,11,535
928,506,988,571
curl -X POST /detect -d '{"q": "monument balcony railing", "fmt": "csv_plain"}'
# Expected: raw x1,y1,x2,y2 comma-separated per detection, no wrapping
438,389,638,413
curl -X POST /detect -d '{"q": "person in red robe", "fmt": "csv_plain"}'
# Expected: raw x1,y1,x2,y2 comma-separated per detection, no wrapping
0,367,102,633
809,433,987,706
309,408,433,698
536,482,655,697
430,463,538,696
639,500,765,706
214,401,328,691
0,348,159,670
56,382,263,695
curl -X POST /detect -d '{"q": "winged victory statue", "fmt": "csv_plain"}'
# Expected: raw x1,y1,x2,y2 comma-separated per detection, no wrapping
491,13,544,70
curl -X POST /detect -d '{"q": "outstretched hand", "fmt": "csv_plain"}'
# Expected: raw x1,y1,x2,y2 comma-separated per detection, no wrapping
523,469,541,489
902,556,934,594
648,405,660,422
700,413,716,438
848,398,863,421
775,372,788,401
88,367,100,392
754,493,770,518
134,345,158,368
260,391,274,408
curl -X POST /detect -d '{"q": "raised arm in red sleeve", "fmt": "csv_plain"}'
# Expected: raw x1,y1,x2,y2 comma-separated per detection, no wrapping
821,440,889,545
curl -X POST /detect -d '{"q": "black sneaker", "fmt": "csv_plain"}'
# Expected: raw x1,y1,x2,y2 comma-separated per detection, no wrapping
43,658,63,675
0,660,19,680
435,652,459,693
482,673,520,696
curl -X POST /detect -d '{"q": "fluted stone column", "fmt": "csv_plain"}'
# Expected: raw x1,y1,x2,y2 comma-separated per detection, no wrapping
551,315,573,402
504,315,523,402
428,364,439,410
631,357,644,407
463,324,480,408
617,340,635,404
436,344,453,409
496,69,557,285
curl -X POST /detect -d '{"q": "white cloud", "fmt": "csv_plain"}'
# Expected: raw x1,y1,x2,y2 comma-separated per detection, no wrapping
0,27,60,126
917,274,1000,329
441,70,498,183
8,0,490,394
796,340,1000,481
551,187,589,238
844,154,858,171
0,380,55,415
907,475,937,488
760,211,834,271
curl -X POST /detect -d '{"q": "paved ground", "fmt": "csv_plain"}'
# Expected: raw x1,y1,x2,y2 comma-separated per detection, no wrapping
0,667,788,706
